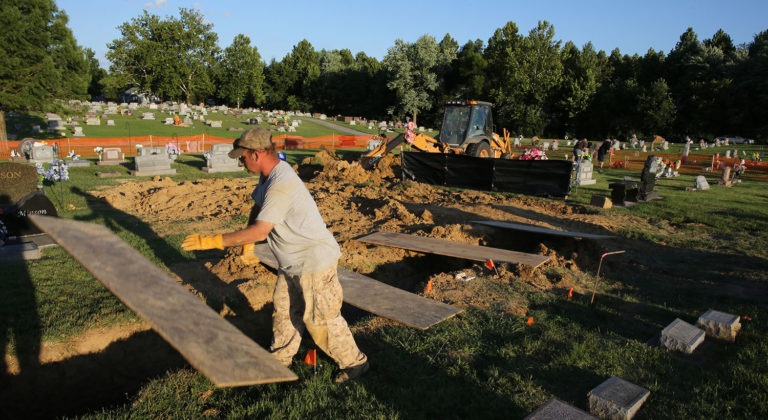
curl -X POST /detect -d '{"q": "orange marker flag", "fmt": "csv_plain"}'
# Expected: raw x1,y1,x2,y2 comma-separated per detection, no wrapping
485,259,500,276
568,287,574,299
526,316,535,326
425,279,433,293
304,349,317,366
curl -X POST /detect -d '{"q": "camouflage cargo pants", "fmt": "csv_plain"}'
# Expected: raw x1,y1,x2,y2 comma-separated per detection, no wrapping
270,264,367,369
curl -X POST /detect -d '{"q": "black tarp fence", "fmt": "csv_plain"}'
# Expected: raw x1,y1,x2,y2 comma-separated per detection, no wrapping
401,152,573,197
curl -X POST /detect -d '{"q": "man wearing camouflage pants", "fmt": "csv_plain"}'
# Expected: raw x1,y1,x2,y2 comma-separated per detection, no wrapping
182,127,368,383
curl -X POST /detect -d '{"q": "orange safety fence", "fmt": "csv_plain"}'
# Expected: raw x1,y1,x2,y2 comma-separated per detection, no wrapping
609,151,768,180
0,133,374,159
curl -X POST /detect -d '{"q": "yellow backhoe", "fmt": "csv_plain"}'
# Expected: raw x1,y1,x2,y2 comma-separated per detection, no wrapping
361,100,512,168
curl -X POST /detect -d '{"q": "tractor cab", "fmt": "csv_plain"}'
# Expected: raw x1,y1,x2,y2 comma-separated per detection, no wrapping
438,100,495,147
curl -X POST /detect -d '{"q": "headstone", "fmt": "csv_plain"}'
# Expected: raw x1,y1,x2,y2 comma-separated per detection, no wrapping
542,141,550,151
209,120,222,128
30,145,55,163
661,318,705,353
184,115,193,125
132,146,176,176
0,162,39,205
525,397,597,419
164,117,174,125
720,166,732,186
73,126,85,137
695,175,710,190
142,112,155,120
47,120,67,133
696,310,741,342
97,147,126,165
638,156,661,200
202,143,243,173
662,141,669,150
86,117,100,125
31,125,41,134
574,161,597,185
588,376,650,420
0,191,59,237
148,103,158,110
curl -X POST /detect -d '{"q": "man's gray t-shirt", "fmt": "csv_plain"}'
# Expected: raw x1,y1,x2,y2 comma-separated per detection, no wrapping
252,160,340,275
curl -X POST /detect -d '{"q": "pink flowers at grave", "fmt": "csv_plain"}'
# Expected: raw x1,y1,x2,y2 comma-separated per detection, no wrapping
518,147,548,160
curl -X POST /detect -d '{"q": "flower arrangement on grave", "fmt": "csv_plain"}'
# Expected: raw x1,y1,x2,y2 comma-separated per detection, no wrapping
93,146,103,159
36,159,69,208
518,147,548,160
67,150,79,160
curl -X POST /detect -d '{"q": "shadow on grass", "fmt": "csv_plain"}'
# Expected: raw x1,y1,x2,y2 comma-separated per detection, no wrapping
0,187,273,418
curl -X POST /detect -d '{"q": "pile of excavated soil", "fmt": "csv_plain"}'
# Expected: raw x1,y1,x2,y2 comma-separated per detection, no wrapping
86,151,681,320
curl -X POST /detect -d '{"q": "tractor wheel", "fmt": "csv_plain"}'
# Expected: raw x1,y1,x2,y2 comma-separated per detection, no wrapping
467,141,492,158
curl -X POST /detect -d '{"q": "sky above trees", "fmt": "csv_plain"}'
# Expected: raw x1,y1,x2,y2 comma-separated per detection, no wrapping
57,0,768,68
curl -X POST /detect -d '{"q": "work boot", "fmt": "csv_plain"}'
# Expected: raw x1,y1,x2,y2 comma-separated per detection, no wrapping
335,361,369,384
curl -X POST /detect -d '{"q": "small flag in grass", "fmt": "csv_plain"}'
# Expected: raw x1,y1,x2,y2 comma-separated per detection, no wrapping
568,287,574,299
526,316,535,326
485,259,499,276
304,349,317,366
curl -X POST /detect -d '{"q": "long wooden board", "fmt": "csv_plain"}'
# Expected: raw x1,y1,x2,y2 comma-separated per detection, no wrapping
473,220,615,240
30,215,297,387
253,244,461,330
356,231,550,268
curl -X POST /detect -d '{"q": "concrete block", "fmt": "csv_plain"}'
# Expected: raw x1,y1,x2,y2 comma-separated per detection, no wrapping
696,309,741,342
590,195,613,208
661,318,705,353
0,242,41,261
526,397,596,419
588,376,650,420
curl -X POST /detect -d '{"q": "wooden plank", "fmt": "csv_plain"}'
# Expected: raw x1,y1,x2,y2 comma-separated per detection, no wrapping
253,244,462,330
473,220,615,240
29,215,297,387
356,231,550,269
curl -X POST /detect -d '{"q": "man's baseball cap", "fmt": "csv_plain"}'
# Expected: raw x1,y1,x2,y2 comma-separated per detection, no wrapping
228,127,273,159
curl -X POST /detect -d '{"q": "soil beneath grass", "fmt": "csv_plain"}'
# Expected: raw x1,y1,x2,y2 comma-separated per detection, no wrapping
5,149,766,417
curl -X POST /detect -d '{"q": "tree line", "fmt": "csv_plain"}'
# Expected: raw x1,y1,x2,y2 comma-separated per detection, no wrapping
2,2,767,143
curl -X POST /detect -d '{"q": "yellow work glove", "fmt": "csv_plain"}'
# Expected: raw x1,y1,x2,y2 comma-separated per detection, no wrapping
240,243,261,265
181,234,224,251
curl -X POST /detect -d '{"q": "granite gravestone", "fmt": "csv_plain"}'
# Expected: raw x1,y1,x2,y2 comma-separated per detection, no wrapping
0,162,58,238
97,147,126,165
132,146,176,176
202,143,242,173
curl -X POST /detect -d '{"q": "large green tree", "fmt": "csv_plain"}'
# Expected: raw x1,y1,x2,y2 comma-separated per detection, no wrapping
383,35,455,125
218,34,264,108
0,0,89,144
107,8,219,105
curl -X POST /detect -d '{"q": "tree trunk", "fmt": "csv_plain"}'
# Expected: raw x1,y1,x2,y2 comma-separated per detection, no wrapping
0,110,7,153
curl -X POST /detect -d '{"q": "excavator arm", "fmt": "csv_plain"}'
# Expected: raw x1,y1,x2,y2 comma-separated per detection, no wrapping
361,132,446,168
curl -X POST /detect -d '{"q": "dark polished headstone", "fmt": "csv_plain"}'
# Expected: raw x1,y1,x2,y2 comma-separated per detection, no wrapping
0,162,39,205
0,191,58,237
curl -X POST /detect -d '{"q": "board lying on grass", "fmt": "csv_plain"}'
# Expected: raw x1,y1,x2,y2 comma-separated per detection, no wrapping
253,243,461,330
30,215,297,387
356,231,550,269
472,220,616,240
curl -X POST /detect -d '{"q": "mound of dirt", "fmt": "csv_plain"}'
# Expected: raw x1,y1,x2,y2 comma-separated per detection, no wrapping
84,149,684,324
